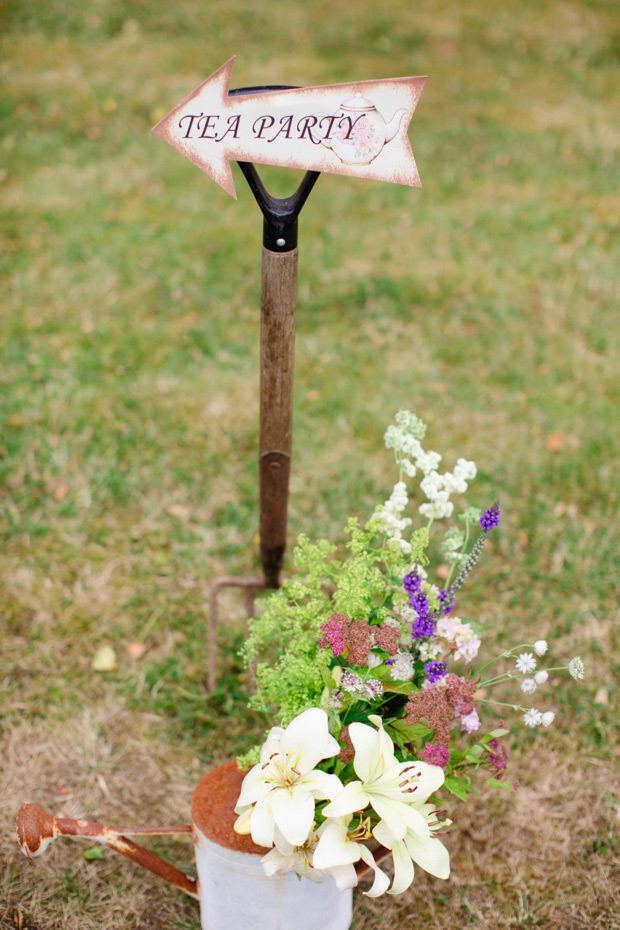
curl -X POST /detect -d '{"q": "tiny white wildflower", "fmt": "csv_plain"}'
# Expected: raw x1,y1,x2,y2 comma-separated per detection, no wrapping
520,678,536,694
400,606,416,624
417,640,442,662
568,656,585,680
389,652,415,682
454,457,477,481
362,679,384,700
523,708,543,728
534,640,548,656
340,671,363,693
541,711,555,727
414,449,442,474
383,617,401,629
515,652,537,674
419,500,454,520
534,670,549,685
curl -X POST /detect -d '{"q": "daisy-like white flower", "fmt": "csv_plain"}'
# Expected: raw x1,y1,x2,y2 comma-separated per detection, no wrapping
515,652,536,674
568,656,585,680
534,670,549,685
520,678,536,695
341,671,364,693
362,679,384,701
523,708,543,728
541,711,555,727
534,640,548,656
321,716,445,843
313,816,390,897
234,708,343,848
373,803,450,894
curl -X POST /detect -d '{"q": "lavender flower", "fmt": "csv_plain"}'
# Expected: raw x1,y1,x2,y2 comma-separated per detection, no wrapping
425,660,448,684
402,572,421,595
403,571,436,639
480,501,501,531
412,612,435,639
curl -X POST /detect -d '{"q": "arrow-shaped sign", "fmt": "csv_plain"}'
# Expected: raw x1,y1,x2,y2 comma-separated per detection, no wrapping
153,58,426,198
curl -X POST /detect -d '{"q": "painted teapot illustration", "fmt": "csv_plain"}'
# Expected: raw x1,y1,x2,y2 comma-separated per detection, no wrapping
321,92,408,166
16,760,370,930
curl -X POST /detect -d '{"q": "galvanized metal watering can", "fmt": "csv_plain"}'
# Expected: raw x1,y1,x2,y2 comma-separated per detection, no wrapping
17,760,354,930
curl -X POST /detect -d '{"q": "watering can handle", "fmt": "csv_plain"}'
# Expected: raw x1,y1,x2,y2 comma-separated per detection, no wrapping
16,803,199,899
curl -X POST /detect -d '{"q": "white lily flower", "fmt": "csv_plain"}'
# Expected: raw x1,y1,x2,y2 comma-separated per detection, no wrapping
234,708,343,848
373,803,450,893
313,816,390,897
261,826,324,883
322,715,444,842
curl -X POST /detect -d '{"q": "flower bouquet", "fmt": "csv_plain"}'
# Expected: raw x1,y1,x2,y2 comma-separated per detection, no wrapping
233,411,584,897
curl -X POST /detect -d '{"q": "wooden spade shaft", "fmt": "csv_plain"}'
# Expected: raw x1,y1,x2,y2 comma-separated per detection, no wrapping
259,245,297,588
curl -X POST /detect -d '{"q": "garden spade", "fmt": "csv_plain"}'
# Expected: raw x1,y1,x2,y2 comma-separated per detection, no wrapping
206,88,320,690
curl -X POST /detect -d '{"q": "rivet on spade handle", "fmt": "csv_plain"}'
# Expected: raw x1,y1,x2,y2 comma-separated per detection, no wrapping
16,803,199,899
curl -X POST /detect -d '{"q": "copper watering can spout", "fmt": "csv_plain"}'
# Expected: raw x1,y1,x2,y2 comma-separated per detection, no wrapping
16,802,199,899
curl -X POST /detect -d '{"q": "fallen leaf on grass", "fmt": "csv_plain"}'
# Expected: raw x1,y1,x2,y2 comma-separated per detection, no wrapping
83,846,105,860
594,687,608,705
547,431,580,452
547,431,565,451
53,484,69,501
91,646,117,672
166,504,191,518
124,641,147,660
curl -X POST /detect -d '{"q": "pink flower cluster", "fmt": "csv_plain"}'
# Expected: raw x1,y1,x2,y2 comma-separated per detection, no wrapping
405,674,477,747
318,614,348,657
318,613,400,665
436,616,481,664
420,743,451,768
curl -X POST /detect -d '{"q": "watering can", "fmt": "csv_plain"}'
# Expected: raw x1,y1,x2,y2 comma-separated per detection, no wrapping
320,92,408,165
17,760,355,930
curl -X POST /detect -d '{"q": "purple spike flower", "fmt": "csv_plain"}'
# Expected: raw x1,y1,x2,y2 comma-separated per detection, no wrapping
425,660,448,683
480,501,501,531
412,613,435,638
403,572,421,595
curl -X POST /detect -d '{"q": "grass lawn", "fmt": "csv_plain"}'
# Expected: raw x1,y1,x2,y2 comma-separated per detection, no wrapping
1,0,619,927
